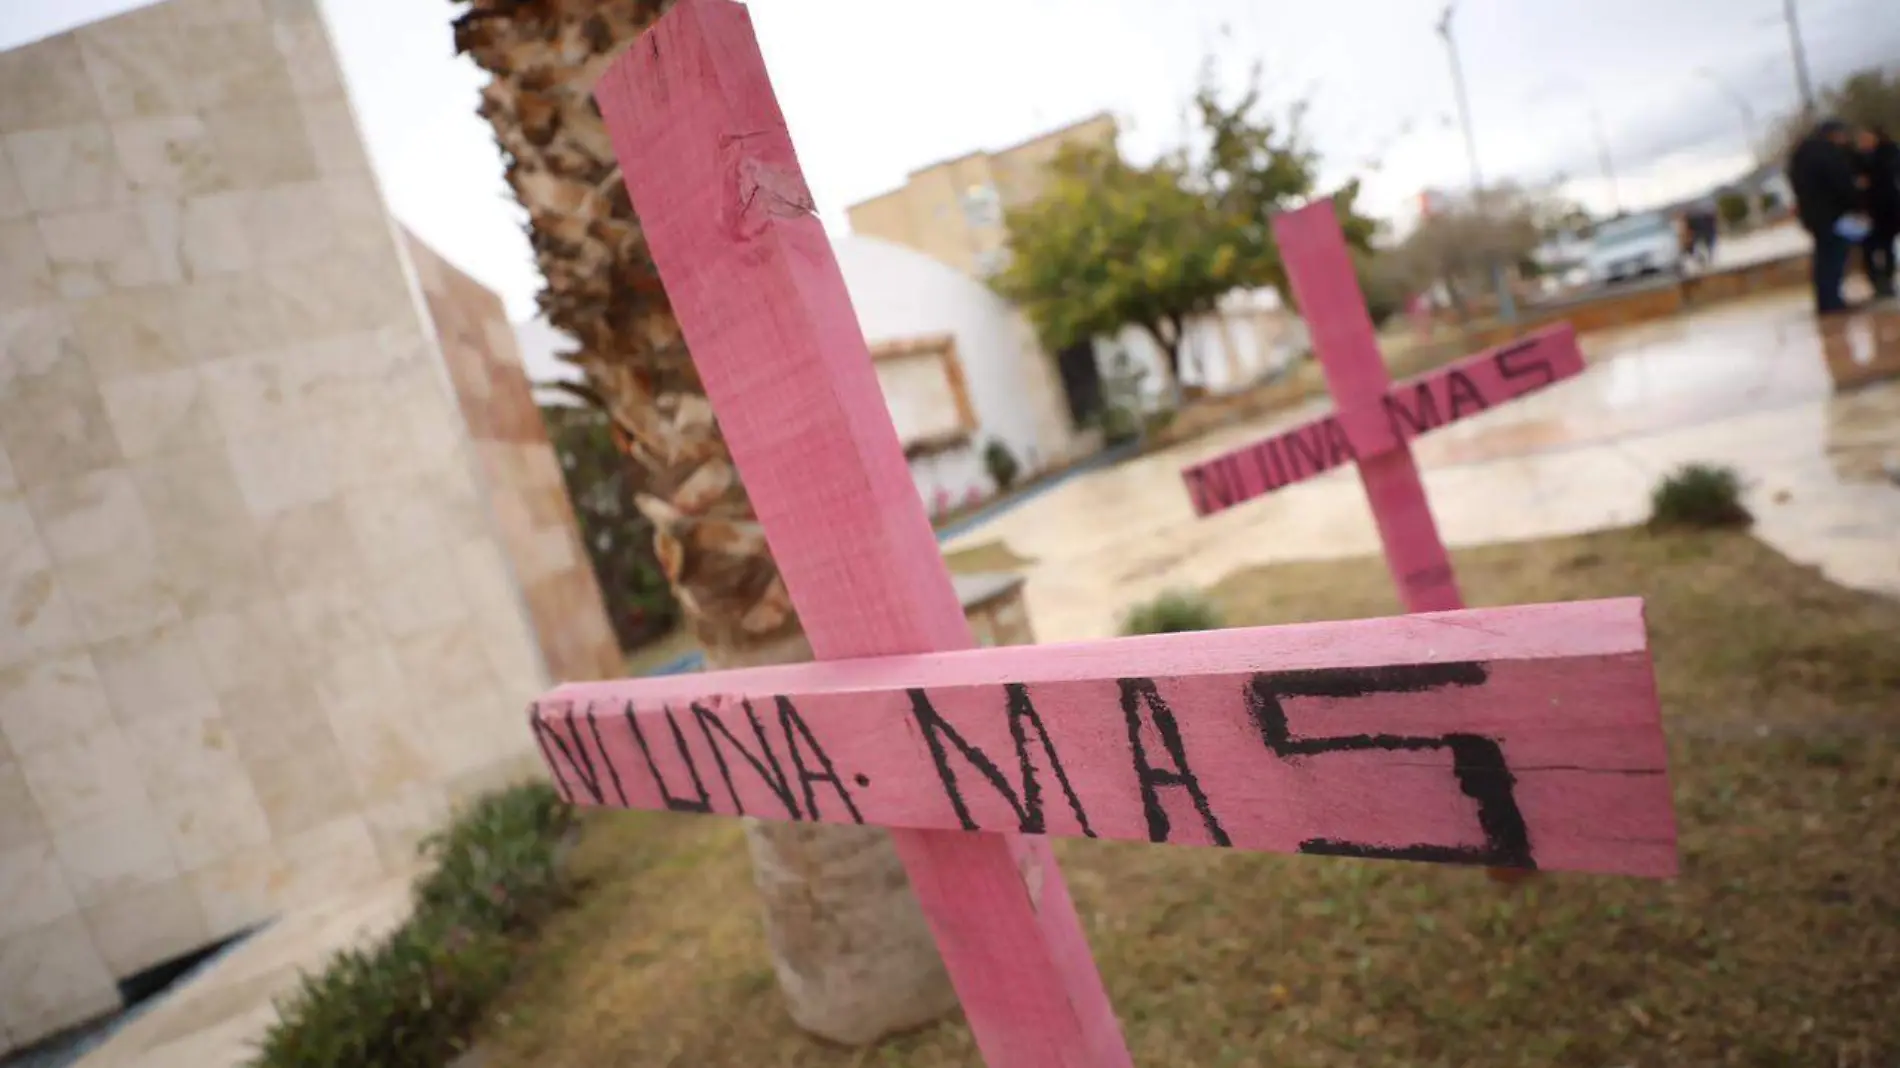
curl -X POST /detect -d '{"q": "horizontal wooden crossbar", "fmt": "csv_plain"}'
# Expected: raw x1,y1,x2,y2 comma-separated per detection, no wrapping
530,598,1677,878
1182,324,1586,517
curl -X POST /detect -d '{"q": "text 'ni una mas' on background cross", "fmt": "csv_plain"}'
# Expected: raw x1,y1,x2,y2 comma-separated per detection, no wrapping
540,3,1678,1066
1180,203,1587,614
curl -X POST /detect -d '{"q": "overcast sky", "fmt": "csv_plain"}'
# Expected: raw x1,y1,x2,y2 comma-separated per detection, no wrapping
7,0,1898,331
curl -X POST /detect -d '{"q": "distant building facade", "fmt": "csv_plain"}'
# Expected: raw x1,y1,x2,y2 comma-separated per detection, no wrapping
846,112,1119,280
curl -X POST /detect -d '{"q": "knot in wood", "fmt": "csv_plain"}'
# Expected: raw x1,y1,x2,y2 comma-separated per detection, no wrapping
723,131,814,238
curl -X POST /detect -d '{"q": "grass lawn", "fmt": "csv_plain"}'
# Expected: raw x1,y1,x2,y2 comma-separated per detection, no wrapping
473,528,1900,1068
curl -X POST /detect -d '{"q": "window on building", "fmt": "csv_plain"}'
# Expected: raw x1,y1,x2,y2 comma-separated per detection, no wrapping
962,184,1002,229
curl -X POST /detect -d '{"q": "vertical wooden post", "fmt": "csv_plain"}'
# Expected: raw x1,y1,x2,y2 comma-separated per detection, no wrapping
592,3,1130,1065
1274,203,1464,612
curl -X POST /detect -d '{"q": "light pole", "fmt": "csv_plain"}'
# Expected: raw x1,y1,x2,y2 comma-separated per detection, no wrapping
1697,67,1761,164
1435,3,1516,322
1436,4,1484,195
1783,0,1817,119
1587,106,1622,216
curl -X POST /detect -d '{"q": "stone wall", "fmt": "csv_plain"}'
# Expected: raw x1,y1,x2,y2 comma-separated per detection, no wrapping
0,0,548,1051
401,230,622,683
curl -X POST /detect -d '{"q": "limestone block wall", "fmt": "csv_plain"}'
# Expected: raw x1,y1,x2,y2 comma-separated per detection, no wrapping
401,229,622,683
0,0,548,1051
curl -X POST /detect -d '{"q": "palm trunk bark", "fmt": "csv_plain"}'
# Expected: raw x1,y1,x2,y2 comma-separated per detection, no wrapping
452,0,954,1043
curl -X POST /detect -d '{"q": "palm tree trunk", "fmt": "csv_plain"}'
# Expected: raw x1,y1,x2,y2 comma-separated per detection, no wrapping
452,0,954,1043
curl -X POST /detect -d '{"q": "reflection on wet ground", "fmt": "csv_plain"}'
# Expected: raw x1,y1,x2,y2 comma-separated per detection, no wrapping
949,291,1900,642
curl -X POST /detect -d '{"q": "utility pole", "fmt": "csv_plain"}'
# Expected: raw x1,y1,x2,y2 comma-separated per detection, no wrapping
1435,3,1516,323
1697,67,1761,164
1589,107,1622,216
1784,0,1817,119
1437,4,1484,195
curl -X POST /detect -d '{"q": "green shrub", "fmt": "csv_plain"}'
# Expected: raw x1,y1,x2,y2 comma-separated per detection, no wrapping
1099,402,1142,446
252,917,511,1068
413,781,575,933
251,782,574,1068
1098,347,1151,446
983,439,1021,491
1648,463,1752,530
1121,589,1223,636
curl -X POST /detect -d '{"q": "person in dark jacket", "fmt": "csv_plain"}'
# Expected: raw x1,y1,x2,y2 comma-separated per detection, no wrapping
1788,118,1865,314
1855,126,1899,299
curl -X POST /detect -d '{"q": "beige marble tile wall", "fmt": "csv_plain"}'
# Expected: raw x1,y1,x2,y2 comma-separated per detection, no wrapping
0,0,550,1052
400,230,624,686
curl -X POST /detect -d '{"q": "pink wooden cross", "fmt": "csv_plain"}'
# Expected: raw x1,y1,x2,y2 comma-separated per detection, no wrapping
1180,203,1587,613
550,5,1675,1066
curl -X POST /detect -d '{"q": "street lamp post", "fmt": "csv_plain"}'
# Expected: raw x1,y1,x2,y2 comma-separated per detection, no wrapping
1435,3,1516,323
1783,0,1818,120
1436,4,1484,195
1588,107,1622,216
1697,67,1762,164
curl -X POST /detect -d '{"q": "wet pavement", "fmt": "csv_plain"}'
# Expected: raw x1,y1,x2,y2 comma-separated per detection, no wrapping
947,290,1900,642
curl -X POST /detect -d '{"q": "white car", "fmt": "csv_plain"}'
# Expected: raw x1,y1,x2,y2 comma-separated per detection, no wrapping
1586,212,1682,285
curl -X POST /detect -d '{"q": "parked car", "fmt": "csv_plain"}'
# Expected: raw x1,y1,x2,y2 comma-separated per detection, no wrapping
1586,212,1683,285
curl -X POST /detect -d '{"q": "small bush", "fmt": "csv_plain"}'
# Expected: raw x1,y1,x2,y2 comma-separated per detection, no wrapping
413,780,575,933
1121,589,1222,636
1648,463,1752,530
252,782,575,1068
1099,402,1142,446
983,439,1021,491
252,917,511,1068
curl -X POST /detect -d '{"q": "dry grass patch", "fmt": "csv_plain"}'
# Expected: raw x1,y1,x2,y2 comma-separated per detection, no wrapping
476,528,1900,1068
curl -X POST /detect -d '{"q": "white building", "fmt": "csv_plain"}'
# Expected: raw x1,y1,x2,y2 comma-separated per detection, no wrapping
521,235,1098,516
833,234,1093,513
1106,286,1309,403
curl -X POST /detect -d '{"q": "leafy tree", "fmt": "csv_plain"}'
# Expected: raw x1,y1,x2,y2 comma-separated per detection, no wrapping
1768,66,1900,158
994,65,1374,383
1827,67,1900,135
1388,184,1547,321
1717,189,1751,227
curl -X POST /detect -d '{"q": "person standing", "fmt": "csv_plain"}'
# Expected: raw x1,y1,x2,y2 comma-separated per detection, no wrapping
1687,199,1720,269
1856,126,1899,299
1788,118,1866,315
1698,200,1721,266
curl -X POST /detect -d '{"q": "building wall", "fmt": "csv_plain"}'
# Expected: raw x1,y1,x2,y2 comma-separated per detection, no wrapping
1108,288,1309,399
845,112,1118,278
834,235,1083,507
0,0,548,1051
989,112,1118,208
401,230,622,684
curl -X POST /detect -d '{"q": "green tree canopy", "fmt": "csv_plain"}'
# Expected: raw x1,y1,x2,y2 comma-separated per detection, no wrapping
1767,65,1900,158
993,66,1374,383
